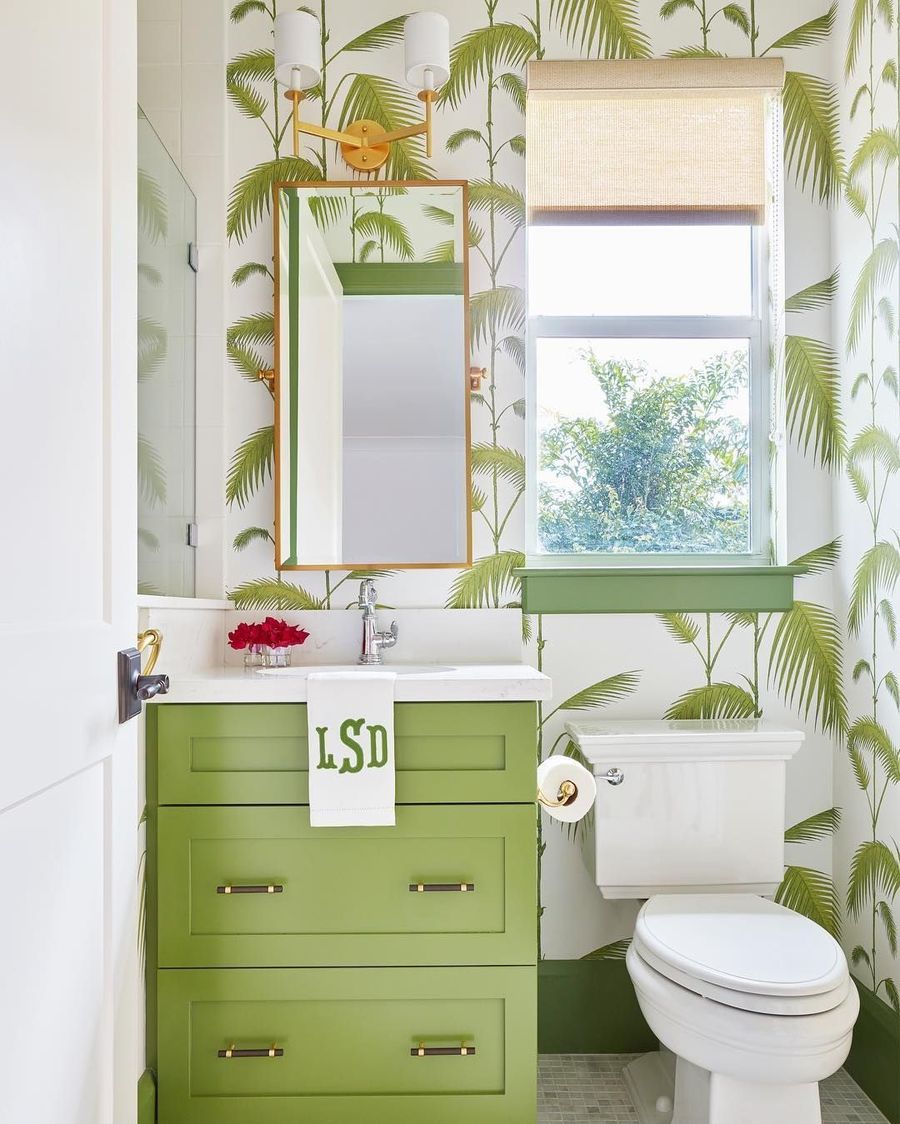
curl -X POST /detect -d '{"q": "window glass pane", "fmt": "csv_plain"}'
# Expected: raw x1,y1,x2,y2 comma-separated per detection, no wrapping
528,226,753,317
536,338,751,555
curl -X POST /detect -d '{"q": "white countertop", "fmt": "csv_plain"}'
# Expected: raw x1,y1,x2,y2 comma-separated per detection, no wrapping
152,664,552,704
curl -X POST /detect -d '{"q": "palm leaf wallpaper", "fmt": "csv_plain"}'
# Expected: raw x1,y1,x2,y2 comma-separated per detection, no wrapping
839,0,900,1014
223,0,899,990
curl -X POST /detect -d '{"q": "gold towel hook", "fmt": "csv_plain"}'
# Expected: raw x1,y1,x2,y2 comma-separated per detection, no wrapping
537,780,578,810
137,629,163,676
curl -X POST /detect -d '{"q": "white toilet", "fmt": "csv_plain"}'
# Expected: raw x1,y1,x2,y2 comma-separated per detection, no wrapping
565,719,859,1124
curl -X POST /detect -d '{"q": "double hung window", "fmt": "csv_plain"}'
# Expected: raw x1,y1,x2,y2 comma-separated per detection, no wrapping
525,59,784,564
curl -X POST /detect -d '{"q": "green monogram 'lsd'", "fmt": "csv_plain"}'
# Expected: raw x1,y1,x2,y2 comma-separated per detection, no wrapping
316,718,390,774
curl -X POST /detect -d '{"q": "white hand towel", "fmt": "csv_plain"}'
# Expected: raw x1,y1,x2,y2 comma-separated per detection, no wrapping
306,671,397,827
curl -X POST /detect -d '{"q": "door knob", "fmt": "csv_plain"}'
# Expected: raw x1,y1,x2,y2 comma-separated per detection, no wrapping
118,646,170,723
137,674,169,702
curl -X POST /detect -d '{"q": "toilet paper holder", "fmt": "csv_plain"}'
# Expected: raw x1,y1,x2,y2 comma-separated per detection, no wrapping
537,779,579,809
537,768,624,808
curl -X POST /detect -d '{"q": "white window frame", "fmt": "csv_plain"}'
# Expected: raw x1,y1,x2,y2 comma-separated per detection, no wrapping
525,225,772,567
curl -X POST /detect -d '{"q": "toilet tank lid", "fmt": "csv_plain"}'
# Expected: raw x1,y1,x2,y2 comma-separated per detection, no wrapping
635,894,847,998
566,719,804,763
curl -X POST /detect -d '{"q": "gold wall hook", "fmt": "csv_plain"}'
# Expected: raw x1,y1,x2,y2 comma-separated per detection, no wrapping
537,780,578,809
137,629,163,677
469,366,487,392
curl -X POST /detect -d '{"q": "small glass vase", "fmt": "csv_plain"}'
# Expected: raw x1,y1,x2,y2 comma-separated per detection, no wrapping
243,645,265,669
260,645,292,669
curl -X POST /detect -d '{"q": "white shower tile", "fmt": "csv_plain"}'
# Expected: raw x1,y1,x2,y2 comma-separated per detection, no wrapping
138,64,182,112
138,19,180,67
182,65,226,157
182,0,226,65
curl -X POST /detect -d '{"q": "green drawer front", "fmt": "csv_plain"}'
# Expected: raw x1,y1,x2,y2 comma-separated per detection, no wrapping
151,702,536,806
157,804,537,967
157,966,536,1124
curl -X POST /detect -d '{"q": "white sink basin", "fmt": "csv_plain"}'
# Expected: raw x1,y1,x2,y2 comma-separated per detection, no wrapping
255,664,453,677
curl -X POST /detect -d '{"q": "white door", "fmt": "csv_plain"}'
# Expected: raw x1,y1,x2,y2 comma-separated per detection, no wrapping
0,3,139,1124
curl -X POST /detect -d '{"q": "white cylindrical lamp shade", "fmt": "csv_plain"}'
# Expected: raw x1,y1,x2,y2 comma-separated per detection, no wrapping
274,10,322,90
405,12,450,89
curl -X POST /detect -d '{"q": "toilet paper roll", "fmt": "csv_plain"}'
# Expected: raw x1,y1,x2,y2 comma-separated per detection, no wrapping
537,756,597,824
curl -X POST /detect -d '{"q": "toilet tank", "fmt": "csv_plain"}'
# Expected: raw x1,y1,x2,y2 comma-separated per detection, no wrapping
565,720,804,899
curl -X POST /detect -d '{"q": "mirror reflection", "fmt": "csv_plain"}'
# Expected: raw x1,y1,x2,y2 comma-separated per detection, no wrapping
275,181,471,570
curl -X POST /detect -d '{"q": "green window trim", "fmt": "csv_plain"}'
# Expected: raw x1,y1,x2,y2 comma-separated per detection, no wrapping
515,564,801,614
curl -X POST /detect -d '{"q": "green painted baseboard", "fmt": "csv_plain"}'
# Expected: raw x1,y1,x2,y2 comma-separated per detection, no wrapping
138,1068,156,1124
538,959,656,1054
845,977,900,1124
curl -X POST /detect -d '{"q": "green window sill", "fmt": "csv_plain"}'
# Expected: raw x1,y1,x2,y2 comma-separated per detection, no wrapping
515,564,801,615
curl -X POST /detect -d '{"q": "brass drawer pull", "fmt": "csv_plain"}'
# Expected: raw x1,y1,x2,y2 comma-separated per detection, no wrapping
411,1043,476,1057
409,882,475,893
218,1045,284,1059
217,884,284,895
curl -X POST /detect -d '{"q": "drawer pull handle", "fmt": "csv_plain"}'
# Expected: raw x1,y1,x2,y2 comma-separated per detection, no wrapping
411,1043,476,1057
217,884,284,895
218,1045,284,1059
409,883,475,893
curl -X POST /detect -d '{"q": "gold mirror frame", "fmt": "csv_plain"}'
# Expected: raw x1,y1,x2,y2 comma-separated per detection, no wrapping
272,179,473,573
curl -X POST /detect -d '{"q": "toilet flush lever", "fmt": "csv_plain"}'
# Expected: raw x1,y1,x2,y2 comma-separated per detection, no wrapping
602,768,625,786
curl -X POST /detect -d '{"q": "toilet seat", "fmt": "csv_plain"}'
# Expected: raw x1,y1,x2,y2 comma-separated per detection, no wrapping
626,942,860,1091
633,894,850,1016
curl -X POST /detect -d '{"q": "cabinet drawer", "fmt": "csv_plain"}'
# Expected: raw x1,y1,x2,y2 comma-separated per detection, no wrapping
157,966,536,1124
157,804,536,967
150,702,535,806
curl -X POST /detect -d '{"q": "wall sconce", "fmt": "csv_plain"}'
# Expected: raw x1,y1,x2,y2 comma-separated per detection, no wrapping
274,10,450,173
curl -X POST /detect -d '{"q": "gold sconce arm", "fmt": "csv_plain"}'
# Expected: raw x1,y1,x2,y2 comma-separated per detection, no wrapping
286,90,362,149
371,122,428,146
374,92,436,154
286,88,438,171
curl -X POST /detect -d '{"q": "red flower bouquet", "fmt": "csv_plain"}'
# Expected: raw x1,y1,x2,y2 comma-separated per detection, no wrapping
229,618,309,668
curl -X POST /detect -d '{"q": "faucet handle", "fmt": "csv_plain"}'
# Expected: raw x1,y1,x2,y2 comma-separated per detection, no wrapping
377,621,399,652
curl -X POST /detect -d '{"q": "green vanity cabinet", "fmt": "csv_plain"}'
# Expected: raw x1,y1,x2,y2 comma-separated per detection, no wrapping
157,966,536,1124
157,803,536,968
147,701,539,1124
151,701,536,805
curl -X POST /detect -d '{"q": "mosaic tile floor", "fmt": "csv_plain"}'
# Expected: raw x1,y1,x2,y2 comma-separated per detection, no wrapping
537,1055,889,1124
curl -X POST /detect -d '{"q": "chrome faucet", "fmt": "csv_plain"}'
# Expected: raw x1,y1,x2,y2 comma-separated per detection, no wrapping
357,579,398,665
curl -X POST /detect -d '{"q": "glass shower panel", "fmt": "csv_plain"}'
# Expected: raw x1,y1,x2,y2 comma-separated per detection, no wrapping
137,107,197,597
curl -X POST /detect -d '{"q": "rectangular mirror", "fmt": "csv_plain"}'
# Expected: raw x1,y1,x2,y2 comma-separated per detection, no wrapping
274,180,472,570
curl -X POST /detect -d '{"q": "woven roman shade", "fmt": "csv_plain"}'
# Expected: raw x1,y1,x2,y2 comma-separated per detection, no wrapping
526,58,784,225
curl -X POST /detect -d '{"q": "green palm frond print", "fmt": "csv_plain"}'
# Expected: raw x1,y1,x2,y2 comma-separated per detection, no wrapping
221,1,898,978
841,0,900,1012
